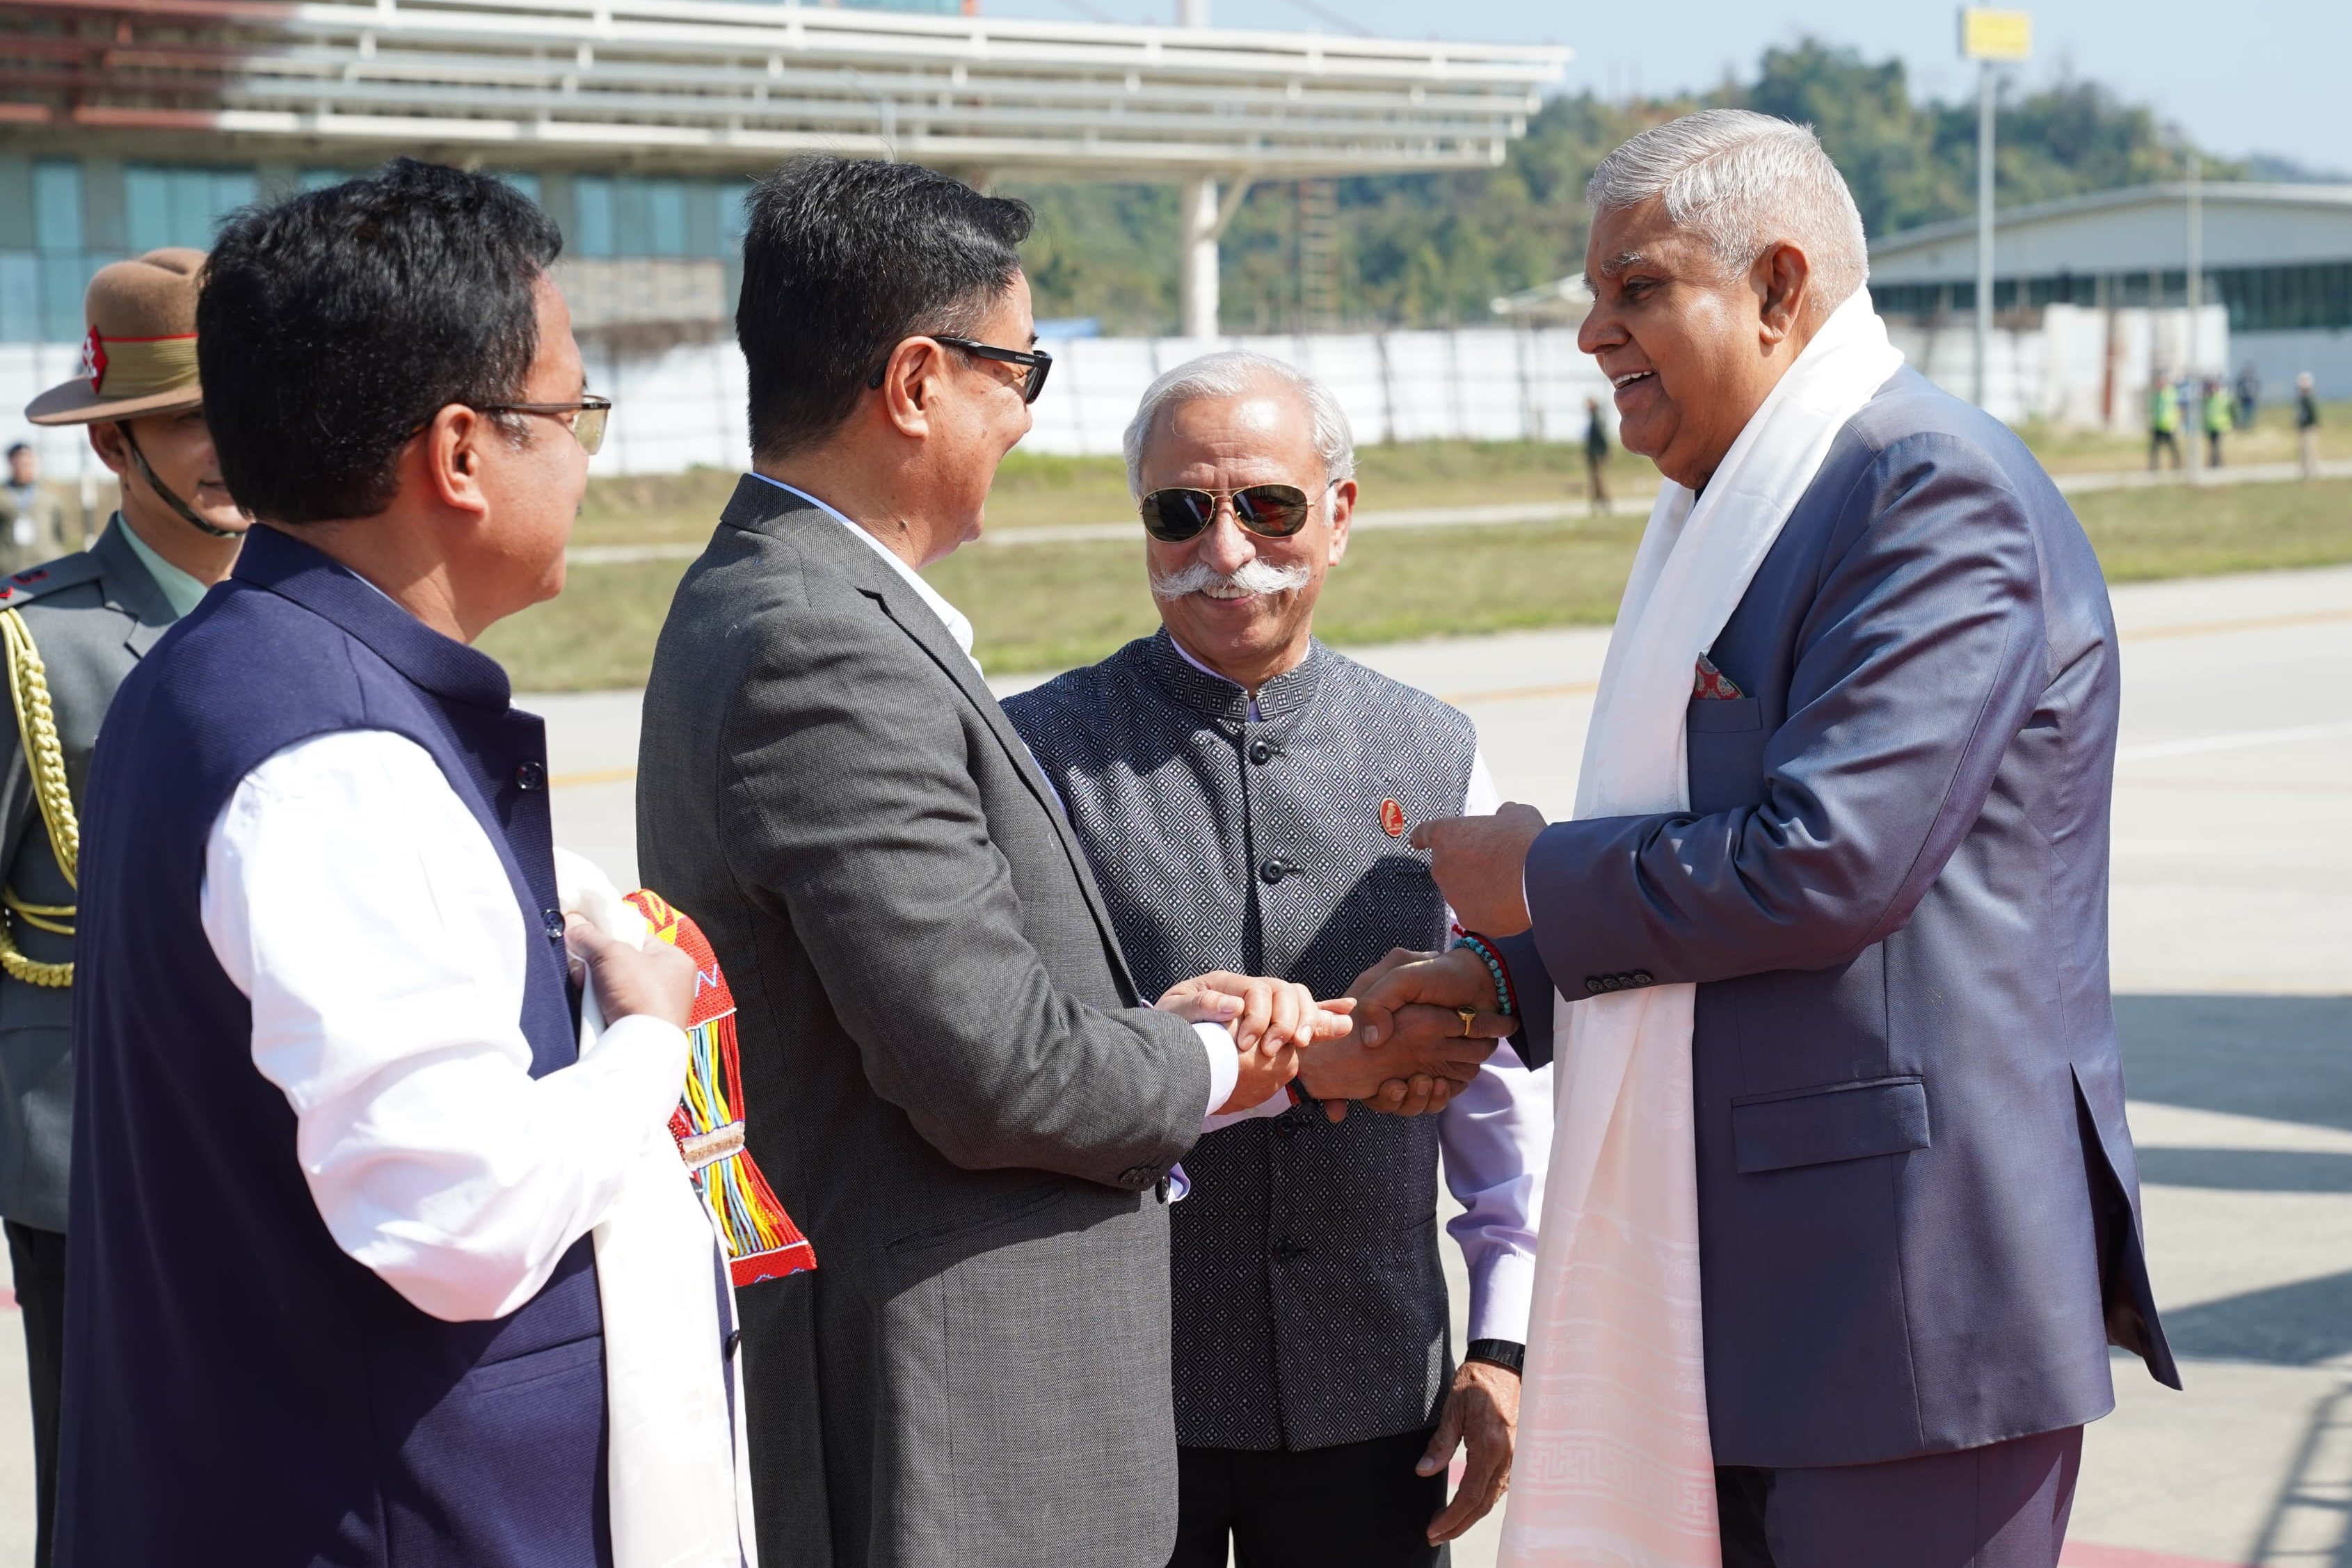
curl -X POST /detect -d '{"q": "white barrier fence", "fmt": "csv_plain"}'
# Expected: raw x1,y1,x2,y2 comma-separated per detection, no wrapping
1,307,2229,482
574,327,1626,475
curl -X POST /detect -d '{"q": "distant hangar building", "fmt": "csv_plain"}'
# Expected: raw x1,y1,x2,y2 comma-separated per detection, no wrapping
1869,181,2352,397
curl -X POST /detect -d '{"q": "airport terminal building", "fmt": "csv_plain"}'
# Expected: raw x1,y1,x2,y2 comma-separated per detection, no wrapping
1869,182,2352,399
0,0,1560,340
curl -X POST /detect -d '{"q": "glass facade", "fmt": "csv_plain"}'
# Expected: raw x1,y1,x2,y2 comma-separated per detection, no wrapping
1873,259,2352,333
0,154,752,342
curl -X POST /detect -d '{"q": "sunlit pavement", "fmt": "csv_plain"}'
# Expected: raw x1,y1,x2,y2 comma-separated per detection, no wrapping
0,565,2340,1565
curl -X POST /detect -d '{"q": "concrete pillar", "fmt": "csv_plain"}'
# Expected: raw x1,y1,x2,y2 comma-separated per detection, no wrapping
1179,176,1220,340
1176,0,1215,338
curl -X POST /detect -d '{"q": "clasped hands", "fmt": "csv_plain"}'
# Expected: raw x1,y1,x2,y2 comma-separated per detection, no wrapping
1148,802,1549,1122
1155,949,1514,1123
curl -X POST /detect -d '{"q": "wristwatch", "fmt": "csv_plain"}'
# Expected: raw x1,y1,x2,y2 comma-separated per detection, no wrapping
1464,1338,1525,1376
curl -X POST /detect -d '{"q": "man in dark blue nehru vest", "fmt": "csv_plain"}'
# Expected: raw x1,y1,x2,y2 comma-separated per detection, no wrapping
58,160,696,1567
1007,353,1548,1568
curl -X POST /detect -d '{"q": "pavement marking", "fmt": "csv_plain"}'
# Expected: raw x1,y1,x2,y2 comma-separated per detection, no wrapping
2125,607,2352,642
2061,1545,2251,1568
2117,719,2352,764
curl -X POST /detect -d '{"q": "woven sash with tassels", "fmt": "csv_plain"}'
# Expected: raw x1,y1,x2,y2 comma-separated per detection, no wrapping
623,888,815,1285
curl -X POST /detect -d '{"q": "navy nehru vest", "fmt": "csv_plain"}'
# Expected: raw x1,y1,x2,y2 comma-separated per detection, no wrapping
57,526,609,1568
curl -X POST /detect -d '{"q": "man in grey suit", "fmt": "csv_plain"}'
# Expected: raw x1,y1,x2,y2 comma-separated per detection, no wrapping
5,246,249,1568
638,157,1458,1568
1381,112,2179,1565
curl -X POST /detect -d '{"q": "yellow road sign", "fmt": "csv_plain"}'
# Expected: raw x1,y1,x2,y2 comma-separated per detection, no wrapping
1960,7,2033,62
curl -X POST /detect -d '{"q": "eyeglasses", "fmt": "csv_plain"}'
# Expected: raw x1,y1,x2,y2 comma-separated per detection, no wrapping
1138,481,1334,543
477,395,611,456
865,336,1054,405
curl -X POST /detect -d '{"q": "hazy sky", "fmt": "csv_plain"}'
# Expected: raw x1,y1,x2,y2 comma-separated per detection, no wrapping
977,1,2352,174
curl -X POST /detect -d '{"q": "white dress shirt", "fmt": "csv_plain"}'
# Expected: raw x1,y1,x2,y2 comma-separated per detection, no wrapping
201,730,687,1323
751,473,1263,1127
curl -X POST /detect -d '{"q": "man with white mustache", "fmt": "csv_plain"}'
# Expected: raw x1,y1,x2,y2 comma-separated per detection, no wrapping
1005,352,1551,1568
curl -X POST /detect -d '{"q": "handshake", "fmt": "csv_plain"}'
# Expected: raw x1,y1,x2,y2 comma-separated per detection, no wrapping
1157,945,1513,1123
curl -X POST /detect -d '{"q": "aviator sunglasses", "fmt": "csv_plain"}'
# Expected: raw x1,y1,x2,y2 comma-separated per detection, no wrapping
1138,479,1334,543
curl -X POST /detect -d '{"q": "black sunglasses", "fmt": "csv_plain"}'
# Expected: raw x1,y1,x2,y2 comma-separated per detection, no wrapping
1139,481,1333,543
865,335,1053,404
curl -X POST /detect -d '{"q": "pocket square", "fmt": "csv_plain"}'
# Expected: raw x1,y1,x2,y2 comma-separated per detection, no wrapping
1693,654,1746,701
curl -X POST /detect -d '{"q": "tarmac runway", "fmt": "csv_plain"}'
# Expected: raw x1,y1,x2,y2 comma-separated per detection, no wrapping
0,563,2341,1564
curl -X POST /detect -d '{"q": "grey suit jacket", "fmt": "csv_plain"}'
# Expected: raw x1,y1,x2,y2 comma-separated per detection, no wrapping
637,479,1213,1568
0,519,176,1232
1502,369,2179,1469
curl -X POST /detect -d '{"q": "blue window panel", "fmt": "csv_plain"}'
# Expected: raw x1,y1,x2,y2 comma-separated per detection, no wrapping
574,177,615,258
497,170,543,206
33,163,82,255
613,178,651,257
0,253,40,343
300,168,346,193
719,177,751,257
211,170,259,232
647,179,687,257
41,253,89,341
126,167,173,253
166,170,212,248
686,182,721,259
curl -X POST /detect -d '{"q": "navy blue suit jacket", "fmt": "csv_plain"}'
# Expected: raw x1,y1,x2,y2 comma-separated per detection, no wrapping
1500,368,2179,1470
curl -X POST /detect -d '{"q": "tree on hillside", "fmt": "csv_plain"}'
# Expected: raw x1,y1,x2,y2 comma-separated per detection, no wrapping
1009,38,2227,335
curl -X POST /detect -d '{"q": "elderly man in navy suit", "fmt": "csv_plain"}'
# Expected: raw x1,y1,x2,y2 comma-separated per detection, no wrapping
1364,110,2178,1567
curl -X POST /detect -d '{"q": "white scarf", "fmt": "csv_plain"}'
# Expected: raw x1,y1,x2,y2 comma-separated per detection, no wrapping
559,849,760,1568
1499,294,1905,1566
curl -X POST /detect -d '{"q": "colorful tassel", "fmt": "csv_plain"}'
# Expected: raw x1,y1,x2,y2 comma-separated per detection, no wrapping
625,889,817,1286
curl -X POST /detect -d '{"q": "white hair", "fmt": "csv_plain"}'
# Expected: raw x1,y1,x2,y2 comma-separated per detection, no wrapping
1587,109,1870,311
1122,351,1356,499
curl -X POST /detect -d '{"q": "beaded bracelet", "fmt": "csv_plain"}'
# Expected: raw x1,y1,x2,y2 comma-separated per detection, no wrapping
1450,932,1517,1019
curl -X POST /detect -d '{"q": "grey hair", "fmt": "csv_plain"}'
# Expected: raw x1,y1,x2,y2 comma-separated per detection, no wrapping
1587,109,1869,310
1123,351,1356,498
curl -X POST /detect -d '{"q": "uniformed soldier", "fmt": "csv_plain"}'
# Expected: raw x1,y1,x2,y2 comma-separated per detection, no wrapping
2,445,81,576
8,246,248,1567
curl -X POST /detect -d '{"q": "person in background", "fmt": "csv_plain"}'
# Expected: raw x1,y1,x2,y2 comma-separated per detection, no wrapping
2234,362,2260,431
1583,395,1613,514
2296,371,2321,479
57,159,698,1567
2147,374,2181,470
1006,351,1543,1567
1,444,77,575
4,248,251,1568
2202,375,2234,467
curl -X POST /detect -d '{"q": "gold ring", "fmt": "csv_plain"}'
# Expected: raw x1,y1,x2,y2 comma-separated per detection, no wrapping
1457,1008,1478,1037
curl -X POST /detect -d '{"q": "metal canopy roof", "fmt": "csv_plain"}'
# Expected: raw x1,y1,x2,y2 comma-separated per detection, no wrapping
1,0,1570,176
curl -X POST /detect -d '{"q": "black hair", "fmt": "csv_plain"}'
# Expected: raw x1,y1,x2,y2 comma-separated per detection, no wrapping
737,157,1032,462
4,443,27,460
196,158,561,525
